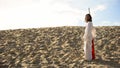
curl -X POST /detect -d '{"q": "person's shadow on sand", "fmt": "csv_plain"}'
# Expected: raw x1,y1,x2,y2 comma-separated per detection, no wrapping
93,58,120,68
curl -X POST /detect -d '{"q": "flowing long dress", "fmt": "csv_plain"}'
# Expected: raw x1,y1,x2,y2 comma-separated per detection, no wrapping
83,22,96,61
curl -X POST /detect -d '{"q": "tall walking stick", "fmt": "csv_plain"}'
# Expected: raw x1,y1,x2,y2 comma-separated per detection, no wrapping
88,8,95,59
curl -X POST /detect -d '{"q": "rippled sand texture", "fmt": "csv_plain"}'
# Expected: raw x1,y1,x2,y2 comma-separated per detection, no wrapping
0,26,120,68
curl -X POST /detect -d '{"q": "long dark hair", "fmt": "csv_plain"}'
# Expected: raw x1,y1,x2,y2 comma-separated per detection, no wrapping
85,14,92,23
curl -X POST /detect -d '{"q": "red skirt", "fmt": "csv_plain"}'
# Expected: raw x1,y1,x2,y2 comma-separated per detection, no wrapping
92,39,95,59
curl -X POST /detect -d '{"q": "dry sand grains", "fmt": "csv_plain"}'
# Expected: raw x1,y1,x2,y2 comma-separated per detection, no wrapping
0,26,120,68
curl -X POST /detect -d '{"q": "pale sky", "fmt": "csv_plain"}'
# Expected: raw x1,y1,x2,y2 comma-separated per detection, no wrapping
0,0,119,30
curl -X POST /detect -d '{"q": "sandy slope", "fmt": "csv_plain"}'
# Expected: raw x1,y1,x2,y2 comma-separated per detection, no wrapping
0,26,120,68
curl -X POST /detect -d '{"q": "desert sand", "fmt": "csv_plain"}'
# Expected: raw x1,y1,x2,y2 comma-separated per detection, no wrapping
0,26,120,68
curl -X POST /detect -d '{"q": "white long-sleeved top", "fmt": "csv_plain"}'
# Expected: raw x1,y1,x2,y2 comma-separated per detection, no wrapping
83,22,96,41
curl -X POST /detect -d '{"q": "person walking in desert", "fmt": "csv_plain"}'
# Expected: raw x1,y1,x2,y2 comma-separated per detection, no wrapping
83,8,96,61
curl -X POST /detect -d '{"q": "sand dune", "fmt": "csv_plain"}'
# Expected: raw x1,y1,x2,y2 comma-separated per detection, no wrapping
0,26,120,68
